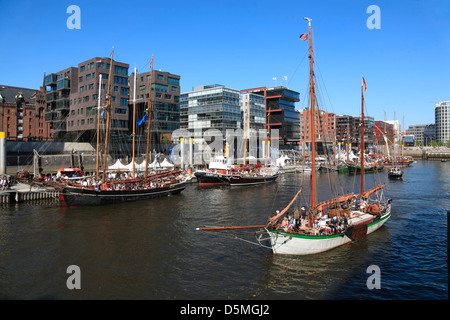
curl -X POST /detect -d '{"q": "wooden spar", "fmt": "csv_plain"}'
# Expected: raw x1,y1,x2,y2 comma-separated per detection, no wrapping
132,67,137,179
145,54,154,178
360,76,365,196
307,18,317,209
243,99,250,166
198,225,266,231
102,47,114,184
269,188,302,222
96,73,102,183
316,192,354,211
362,184,385,198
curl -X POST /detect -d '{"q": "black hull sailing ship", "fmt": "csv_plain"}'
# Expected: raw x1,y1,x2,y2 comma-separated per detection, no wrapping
61,181,185,207
229,173,278,186
194,171,231,186
55,52,186,207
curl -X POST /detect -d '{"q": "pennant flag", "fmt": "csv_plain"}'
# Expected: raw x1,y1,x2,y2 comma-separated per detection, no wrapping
150,54,154,69
137,113,147,126
362,77,367,92
300,33,308,41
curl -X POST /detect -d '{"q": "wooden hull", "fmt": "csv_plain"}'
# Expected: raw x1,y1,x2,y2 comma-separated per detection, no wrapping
347,164,384,174
266,207,391,255
60,182,186,207
229,174,278,186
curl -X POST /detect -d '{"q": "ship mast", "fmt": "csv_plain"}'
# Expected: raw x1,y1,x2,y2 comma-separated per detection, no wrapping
102,47,114,184
132,67,137,178
361,76,365,196
145,54,154,177
306,17,317,209
243,99,250,166
96,73,102,183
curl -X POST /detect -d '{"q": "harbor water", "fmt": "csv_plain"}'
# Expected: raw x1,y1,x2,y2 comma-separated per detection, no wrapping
0,161,447,300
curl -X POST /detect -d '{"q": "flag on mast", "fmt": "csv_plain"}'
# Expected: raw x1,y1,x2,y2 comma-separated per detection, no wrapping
362,77,367,92
300,33,308,41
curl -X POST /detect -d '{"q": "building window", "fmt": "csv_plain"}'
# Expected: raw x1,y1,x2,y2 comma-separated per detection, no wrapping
167,77,179,85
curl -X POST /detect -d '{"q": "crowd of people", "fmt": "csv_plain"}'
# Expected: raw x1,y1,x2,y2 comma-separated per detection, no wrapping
278,206,350,236
1,176,12,191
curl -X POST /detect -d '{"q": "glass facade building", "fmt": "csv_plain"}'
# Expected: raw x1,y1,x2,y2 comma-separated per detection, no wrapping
180,85,241,137
435,101,450,144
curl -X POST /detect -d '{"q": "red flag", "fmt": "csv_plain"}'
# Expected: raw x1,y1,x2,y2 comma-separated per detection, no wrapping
150,54,154,70
300,33,308,41
362,77,367,92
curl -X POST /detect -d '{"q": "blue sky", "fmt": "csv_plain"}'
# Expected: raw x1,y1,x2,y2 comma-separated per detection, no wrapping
1,0,449,130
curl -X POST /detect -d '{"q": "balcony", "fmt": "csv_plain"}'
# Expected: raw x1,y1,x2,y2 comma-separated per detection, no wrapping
44,74,57,85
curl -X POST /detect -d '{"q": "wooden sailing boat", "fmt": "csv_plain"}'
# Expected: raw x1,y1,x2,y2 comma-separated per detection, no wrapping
260,19,392,255
60,51,186,206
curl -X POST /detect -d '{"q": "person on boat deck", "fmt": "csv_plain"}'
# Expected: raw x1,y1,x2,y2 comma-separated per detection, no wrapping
293,208,300,228
281,217,290,231
360,198,367,211
301,207,307,221
287,213,295,229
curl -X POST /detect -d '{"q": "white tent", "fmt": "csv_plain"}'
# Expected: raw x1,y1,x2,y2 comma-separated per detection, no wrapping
108,159,127,170
160,158,174,168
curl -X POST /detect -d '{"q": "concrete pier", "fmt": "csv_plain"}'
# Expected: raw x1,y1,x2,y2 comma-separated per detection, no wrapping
0,183,59,204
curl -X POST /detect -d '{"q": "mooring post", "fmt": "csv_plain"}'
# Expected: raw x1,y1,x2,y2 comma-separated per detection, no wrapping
0,132,6,174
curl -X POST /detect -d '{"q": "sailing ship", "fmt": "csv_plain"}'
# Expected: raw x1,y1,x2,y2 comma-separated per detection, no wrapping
259,19,391,255
60,51,185,206
228,97,279,185
194,156,233,186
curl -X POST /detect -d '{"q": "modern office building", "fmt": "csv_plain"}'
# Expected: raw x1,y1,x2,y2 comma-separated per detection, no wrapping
129,69,180,148
0,85,51,141
435,101,450,144
335,114,374,151
299,109,336,153
44,67,78,140
180,85,242,138
242,86,300,147
44,57,130,142
407,124,436,145
239,92,266,132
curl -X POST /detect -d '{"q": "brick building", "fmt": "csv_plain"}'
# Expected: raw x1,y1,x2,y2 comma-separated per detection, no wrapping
299,108,336,153
0,85,52,141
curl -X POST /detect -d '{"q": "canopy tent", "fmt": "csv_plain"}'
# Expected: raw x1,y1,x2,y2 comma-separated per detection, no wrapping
160,158,174,168
108,159,127,170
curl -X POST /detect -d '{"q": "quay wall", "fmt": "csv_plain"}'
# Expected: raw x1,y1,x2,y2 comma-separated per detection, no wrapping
403,148,450,161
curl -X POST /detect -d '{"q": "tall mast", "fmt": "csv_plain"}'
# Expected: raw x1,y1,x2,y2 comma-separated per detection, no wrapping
360,76,365,196
96,73,102,183
305,17,316,209
102,47,114,184
243,98,250,166
145,54,154,177
132,67,137,178
346,120,350,163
